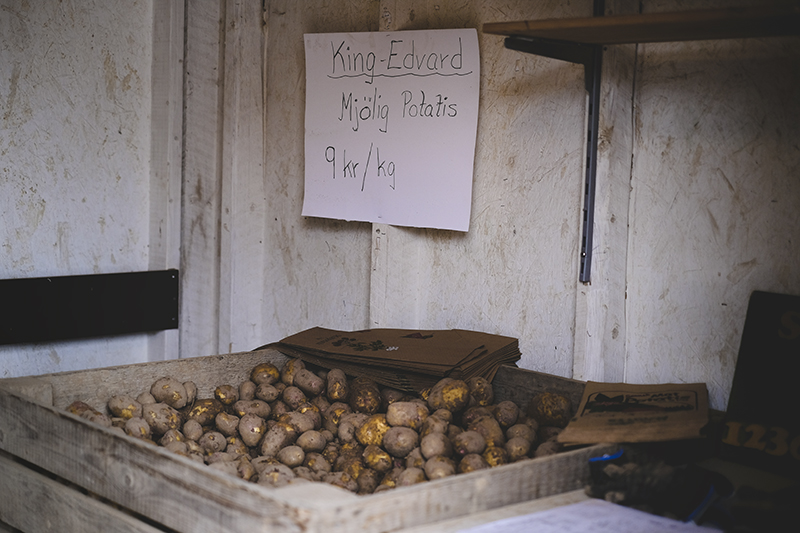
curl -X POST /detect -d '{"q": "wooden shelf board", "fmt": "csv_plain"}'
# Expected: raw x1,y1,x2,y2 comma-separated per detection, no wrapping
483,5,800,45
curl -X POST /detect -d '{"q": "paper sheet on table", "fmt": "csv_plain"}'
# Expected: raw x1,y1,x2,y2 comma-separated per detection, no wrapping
303,29,480,231
457,499,717,533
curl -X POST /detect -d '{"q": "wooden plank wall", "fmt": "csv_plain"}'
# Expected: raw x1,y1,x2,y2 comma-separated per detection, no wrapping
180,0,800,411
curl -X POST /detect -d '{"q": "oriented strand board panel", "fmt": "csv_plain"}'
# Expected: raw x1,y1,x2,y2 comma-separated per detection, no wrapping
625,11,800,409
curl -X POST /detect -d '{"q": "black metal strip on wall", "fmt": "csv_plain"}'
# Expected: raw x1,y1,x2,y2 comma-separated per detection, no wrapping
0,270,179,345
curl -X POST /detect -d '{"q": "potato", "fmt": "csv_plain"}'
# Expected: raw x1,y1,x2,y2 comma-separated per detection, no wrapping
526,392,572,428
293,368,325,397
226,437,248,456
237,457,256,481
296,430,326,453
538,426,563,442
383,426,419,458
326,368,349,402
239,380,257,401
150,377,189,409
238,413,267,447
349,377,382,414
427,378,469,413
446,424,464,442
268,400,290,420
505,436,532,462
362,444,393,473
380,387,405,409
279,411,316,434
323,471,358,492
534,440,562,457
482,446,509,467
280,358,306,386
355,414,391,447
431,409,453,424
82,409,112,427
466,376,494,406
420,432,452,459
185,398,224,427
323,402,352,432
260,421,298,457
281,386,307,410
215,412,240,437
357,468,381,495
255,383,280,402
492,400,520,430
386,401,429,430
198,431,226,454
311,394,331,414
182,419,203,441
460,406,492,427
458,453,490,473
124,417,151,439
164,440,189,456
277,445,305,468
338,412,369,443
321,442,340,466
107,395,142,419
142,402,181,436
468,415,506,447
293,466,321,482
159,428,184,447
184,381,197,405
506,423,535,443
405,447,425,469
258,463,296,487
424,456,456,480
136,391,156,406
232,399,271,420
453,430,486,457
419,414,448,437
295,402,322,430
396,467,426,486
304,452,332,476
250,362,280,385
336,454,365,481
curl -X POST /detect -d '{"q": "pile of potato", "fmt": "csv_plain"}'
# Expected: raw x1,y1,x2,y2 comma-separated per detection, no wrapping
66,358,573,495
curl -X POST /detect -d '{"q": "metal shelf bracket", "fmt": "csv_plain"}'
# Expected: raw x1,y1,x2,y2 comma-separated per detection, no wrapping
503,1,605,283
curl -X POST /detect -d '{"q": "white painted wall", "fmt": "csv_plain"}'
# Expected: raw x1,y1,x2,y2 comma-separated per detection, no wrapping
0,0,181,377
624,1,800,409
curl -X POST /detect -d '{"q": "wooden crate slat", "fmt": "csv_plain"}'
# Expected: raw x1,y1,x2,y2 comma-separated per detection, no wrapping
0,452,164,533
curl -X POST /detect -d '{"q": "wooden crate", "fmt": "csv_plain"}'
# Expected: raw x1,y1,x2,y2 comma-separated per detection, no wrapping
0,349,613,533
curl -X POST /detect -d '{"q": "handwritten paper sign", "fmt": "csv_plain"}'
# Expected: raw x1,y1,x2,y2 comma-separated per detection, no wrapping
303,29,480,232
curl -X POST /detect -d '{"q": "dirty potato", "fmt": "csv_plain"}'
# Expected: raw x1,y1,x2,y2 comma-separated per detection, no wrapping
466,376,494,406
427,378,470,413
383,426,419,458
526,392,572,428
293,368,325,397
107,395,142,420
348,377,382,414
385,401,429,430
150,377,189,409
326,368,349,402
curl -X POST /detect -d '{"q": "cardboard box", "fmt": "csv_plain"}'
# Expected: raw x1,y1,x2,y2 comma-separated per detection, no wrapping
0,349,613,533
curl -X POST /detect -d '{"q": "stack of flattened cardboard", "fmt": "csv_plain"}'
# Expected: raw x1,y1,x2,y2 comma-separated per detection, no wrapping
262,326,521,392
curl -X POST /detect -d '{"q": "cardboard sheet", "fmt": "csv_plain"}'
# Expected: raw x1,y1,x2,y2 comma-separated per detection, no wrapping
558,381,709,445
268,327,520,391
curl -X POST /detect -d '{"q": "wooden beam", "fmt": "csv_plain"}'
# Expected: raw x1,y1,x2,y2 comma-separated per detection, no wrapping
483,5,800,45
